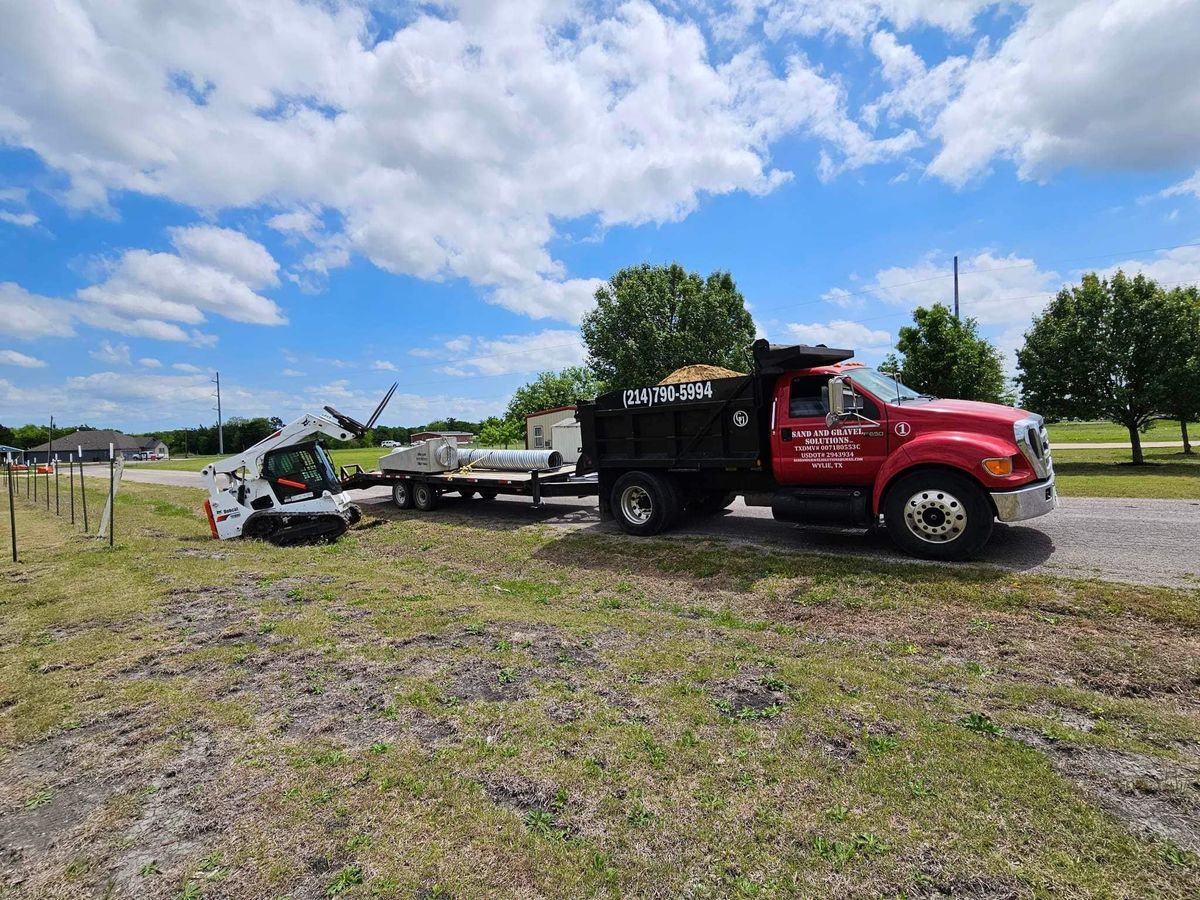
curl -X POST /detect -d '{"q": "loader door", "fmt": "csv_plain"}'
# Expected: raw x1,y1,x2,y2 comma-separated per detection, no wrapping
772,374,888,486
263,442,342,503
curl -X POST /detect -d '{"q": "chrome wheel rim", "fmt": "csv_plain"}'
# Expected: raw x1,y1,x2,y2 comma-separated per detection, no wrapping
619,485,653,524
904,489,966,543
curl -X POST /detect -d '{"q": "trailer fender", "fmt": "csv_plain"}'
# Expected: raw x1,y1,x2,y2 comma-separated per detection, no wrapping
872,432,1016,515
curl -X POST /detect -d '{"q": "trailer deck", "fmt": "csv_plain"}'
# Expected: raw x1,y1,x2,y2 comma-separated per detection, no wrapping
339,463,599,505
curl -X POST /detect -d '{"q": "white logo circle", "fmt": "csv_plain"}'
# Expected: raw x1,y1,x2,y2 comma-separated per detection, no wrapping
894,421,911,437
733,410,749,427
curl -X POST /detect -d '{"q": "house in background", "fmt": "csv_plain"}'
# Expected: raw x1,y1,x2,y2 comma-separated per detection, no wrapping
525,405,576,450
25,429,168,464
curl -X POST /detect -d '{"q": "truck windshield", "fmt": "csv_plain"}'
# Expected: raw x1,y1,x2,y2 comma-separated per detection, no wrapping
847,368,926,403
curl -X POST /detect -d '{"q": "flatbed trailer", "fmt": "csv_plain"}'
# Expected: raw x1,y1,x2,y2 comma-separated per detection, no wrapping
338,463,599,510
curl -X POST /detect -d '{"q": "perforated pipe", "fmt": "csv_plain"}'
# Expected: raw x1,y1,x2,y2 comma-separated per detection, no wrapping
458,448,564,470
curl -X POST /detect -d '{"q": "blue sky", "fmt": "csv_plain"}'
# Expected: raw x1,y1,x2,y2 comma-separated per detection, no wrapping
1,0,1198,432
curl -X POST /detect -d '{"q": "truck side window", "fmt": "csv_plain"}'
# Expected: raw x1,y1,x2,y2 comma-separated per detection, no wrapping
789,376,830,418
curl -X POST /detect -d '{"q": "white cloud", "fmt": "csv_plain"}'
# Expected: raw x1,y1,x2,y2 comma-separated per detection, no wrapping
1095,244,1200,288
786,319,891,351
371,360,397,371
168,225,279,290
267,209,322,239
0,283,77,340
281,368,305,377
0,0,917,323
723,0,993,41
79,234,284,328
417,328,587,377
90,340,131,365
1159,171,1200,200
842,251,1063,326
928,0,1200,185
0,210,38,227
0,349,46,368
139,357,162,368
443,337,472,354
172,362,203,373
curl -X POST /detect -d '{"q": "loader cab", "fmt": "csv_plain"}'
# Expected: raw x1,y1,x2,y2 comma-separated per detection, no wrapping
262,441,343,503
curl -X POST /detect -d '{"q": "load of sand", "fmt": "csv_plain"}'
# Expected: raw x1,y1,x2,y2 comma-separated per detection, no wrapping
658,364,745,384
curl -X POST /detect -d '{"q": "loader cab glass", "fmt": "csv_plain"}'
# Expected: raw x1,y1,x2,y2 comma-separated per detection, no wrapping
262,442,343,503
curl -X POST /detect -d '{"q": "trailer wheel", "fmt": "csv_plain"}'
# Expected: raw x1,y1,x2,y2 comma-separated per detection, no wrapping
883,470,993,561
392,481,414,509
413,482,440,512
456,489,477,499
611,471,678,536
478,490,498,501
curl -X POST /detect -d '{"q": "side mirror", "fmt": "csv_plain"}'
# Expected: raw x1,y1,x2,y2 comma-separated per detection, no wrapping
825,375,862,429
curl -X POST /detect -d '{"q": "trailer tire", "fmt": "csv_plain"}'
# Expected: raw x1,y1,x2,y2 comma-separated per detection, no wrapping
611,471,678,536
478,490,498,501
413,482,440,512
392,481,414,510
456,489,477,499
883,470,993,560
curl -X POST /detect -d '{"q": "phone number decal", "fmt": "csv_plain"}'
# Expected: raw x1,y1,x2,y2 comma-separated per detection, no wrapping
623,380,714,408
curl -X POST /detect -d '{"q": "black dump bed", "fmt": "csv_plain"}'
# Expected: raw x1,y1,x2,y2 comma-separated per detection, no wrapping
576,340,852,472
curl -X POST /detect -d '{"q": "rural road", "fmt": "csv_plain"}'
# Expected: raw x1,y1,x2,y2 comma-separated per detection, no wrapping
91,466,1200,589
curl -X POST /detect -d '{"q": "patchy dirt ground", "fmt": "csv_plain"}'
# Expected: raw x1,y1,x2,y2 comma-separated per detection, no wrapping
2,483,1200,897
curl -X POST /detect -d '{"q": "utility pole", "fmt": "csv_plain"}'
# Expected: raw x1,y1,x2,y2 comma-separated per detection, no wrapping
213,372,224,455
953,255,960,320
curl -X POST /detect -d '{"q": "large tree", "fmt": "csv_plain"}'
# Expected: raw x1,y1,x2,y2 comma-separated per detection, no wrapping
1017,271,1190,464
883,304,1011,404
504,366,604,423
581,263,756,389
1161,285,1200,454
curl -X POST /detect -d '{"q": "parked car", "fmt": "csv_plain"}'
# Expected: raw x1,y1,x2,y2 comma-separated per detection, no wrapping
381,440,398,447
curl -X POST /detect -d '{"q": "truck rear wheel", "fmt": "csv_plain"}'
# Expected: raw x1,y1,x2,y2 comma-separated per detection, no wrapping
883,470,993,560
392,481,413,509
413,482,440,511
611,471,679,536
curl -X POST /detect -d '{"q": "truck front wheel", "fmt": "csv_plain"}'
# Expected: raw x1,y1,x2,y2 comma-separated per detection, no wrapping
883,471,993,561
611,472,678,536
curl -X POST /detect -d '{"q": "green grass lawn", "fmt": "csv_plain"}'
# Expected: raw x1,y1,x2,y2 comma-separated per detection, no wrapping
1053,446,1200,499
2,480,1199,896
1047,419,1185,444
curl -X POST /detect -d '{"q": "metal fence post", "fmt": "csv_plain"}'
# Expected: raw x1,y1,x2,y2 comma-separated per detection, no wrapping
69,455,75,525
7,465,15,563
54,458,60,515
80,458,89,535
108,452,114,546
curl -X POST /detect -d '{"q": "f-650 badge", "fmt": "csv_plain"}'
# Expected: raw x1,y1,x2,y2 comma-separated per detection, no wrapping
623,381,714,408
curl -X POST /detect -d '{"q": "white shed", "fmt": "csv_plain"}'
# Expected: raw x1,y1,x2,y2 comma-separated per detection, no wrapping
551,419,583,463
525,405,577,450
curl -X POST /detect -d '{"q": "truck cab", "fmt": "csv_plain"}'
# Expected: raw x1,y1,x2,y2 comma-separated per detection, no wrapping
770,362,1056,557
577,340,1057,561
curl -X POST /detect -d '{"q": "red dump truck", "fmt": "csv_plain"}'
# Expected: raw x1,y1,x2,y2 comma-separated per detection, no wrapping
574,340,1056,560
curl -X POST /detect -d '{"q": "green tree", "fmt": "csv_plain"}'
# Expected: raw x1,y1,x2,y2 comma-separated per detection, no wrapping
1160,285,1200,454
581,263,756,389
504,366,603,423
478,416,524,448
1017,271,1189,464
883,304,1010,404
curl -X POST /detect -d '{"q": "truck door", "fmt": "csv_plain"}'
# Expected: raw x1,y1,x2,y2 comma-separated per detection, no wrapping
771,374,889,485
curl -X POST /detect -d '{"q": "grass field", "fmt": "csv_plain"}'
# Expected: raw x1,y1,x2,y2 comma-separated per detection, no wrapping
2,479,1199,897
1052,446,1200,499
1047,419,1185,444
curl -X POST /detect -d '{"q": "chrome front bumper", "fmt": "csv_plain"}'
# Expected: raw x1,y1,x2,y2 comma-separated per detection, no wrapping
991,475,1058,523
